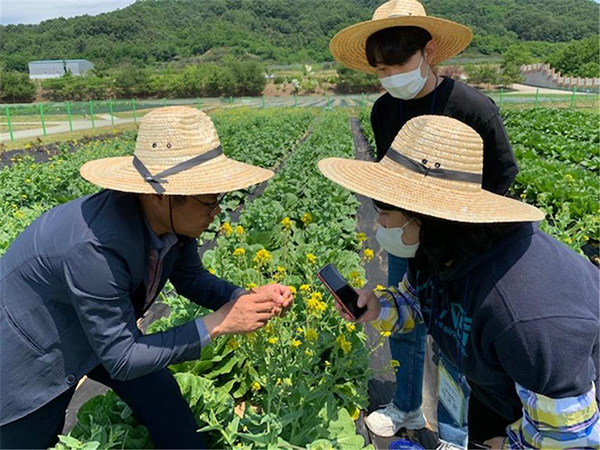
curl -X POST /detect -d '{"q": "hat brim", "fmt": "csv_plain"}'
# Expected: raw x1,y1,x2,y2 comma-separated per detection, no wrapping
318,158,545,223
330,16,473,74
81,154,274,195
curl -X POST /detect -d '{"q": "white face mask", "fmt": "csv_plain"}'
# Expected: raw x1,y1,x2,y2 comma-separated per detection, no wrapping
376,222,420,258
379,56,430,100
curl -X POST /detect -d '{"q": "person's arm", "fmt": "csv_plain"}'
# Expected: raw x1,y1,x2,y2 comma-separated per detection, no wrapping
492,318,600,448
64,242,204,381
500,383,600,449
371,273,423,335
169,238,242,311
480,113,519,195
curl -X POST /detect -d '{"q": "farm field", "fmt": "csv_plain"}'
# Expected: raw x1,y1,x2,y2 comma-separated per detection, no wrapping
0,105,598,449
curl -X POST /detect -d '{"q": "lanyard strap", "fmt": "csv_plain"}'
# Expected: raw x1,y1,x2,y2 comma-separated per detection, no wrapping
428,272,471,386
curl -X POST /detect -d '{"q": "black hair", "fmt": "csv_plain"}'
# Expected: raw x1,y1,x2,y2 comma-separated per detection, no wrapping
366,26,432,67
373,199,521,272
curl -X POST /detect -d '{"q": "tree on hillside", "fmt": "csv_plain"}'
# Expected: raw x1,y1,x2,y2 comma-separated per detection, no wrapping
0,71,36,103
548,36,600,78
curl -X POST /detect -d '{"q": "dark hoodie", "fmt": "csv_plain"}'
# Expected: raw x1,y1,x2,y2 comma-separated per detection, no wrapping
407,222,600,422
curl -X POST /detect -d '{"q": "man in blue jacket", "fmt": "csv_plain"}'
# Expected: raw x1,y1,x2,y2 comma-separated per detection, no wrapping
0,106,292,449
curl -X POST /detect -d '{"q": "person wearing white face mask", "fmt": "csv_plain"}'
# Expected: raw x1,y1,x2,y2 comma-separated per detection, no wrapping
330,1,519,447
319,115,599,450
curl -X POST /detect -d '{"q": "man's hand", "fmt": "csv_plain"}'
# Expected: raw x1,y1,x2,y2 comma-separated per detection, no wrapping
252,283,294,316
333,289,381,323
203,291,276,338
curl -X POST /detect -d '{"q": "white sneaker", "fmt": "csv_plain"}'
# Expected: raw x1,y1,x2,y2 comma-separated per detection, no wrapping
364,403,427,437
436,440,465,450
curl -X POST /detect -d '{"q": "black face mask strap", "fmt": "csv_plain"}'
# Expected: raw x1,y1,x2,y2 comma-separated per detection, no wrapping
169,196,177,236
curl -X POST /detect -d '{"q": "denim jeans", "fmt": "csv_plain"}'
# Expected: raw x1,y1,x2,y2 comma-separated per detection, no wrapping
388,254,468,448
388,254,426,413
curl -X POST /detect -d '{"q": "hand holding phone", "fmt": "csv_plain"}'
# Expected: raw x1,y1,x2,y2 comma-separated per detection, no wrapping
317,264,366,320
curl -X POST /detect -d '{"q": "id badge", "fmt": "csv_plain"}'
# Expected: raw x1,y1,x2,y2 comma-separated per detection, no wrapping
437,361,467,426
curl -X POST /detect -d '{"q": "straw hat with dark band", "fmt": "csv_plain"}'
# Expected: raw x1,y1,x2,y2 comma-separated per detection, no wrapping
330,0,473,74
318,115,544,223
81,106,274,195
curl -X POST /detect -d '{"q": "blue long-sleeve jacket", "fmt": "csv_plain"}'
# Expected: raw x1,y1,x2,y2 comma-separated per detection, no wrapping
0,189,240,425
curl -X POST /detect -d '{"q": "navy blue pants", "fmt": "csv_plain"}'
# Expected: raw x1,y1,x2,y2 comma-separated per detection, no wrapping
0,365,207,449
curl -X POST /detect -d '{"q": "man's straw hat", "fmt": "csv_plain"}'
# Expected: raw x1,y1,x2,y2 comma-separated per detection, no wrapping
81,106,274,195
330,0,472,74
319,115,544,223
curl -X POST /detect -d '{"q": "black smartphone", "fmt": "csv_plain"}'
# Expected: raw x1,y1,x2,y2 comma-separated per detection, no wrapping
317,264,366,320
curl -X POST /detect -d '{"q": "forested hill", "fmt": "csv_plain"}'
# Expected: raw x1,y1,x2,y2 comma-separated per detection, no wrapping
1,0,598,71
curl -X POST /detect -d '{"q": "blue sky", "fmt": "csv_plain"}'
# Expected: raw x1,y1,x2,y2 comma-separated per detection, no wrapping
0,0,136,25
2,0,600,26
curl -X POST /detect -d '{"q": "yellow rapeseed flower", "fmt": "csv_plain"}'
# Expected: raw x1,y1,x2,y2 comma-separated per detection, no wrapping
281,217,292,230
300,284,311,293
356,232,367,243
296,326,304,334
363,248,374,262
390,359,400,368
291,339,302,348
345,323,356,333
233,247,246,257
375,285,386,291
306,253,317,264
235,225,245,236
301,212,313,226
283,377,293,386
336,335,352,354
227,338,240,350
381,331,392,338
221,222,233,237
305,328,318,343
254,249,272,265
267,337,278,345
208,268,216,275
251,381,261,392
289,286,297,295
245,282,258,290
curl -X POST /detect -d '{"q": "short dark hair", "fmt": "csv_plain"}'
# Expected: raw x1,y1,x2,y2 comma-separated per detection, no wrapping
373,199,521,272
366,26,432,67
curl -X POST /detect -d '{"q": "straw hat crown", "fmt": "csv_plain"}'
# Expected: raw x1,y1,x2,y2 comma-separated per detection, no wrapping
318,115,545,223
381,115,483,193
80,106,274,195
329,0,472,73
373,0,427,20
135,107,220,166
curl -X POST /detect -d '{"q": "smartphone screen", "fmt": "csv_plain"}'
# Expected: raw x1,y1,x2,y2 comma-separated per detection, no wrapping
317,264,366,319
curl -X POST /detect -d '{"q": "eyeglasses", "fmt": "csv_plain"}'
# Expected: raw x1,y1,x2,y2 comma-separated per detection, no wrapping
191,193,225,214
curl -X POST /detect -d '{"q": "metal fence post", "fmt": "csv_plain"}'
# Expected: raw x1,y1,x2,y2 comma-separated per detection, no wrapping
261,95,265,108
132,99,137,122
90,100,96,129
109,99,115,126
499,88,504,109
197,98,202,110
66,102,73,132
39,103,47,136
535,88,539,108
570,86,577,108
5,106,14,142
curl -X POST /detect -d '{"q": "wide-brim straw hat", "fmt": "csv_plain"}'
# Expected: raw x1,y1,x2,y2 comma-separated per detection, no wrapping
319,116,544,224
81,106,274,195
330,0,472,74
